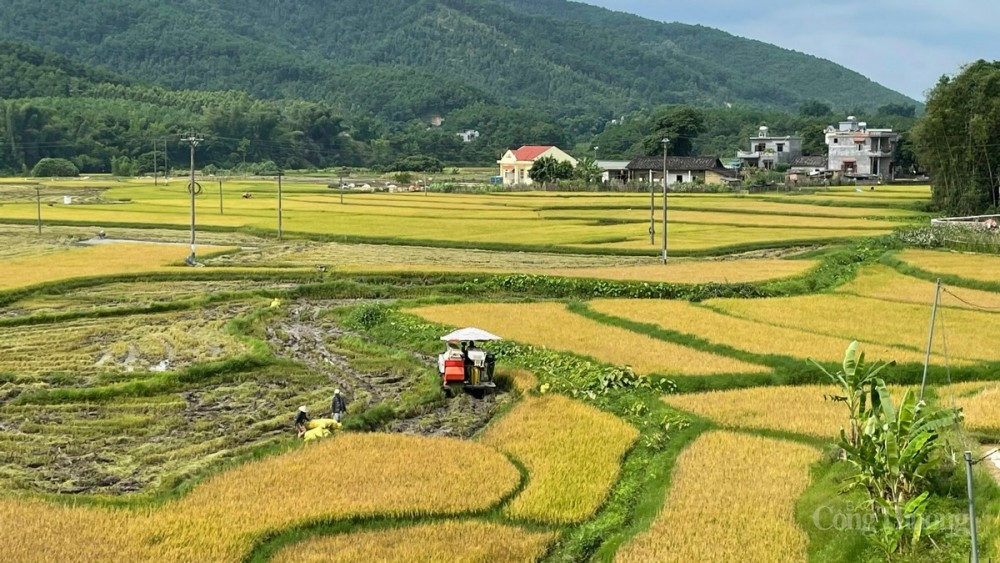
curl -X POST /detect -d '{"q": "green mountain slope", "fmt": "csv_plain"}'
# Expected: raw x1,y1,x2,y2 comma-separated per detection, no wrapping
0,0,915,121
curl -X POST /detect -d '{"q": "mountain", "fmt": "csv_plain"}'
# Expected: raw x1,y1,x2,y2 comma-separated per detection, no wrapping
0,0,915,122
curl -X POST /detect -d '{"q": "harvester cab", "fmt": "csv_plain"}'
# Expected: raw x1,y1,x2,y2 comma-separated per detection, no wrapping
438,327,500,398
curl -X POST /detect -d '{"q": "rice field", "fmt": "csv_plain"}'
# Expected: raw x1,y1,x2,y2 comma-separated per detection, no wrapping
589,298,927,363
616,431,820,563
706,293,1000,363
482,394,639,523
0,434,521,562
937,381,1000,435
271,521,556,563
0,242,230,290
409,302,770,376
837,265,1000,310
898,249,1000,284
0,305,252,381
0,177,926,254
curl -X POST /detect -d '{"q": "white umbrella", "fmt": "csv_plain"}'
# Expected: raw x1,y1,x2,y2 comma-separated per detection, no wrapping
439,327,503,342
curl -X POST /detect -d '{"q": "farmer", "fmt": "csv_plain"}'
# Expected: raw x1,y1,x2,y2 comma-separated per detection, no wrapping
331,389,347,423
294,405,310,437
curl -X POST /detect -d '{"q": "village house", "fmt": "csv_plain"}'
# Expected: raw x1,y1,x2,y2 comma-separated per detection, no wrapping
596,160,631,184
497,146,577,186
737,126,803,170
626,156,737,187
789,155,828,175
825,116,899,180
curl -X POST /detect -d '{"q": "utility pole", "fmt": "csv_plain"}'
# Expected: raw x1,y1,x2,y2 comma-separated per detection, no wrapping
649,178,655,245
153,141,158,187
964,451,979,563
340,168,345,205
661,138,670,264
163,140,170,186
181,133,203,265
218,178,224,215
35,187,41,234
919,279,942,401
277,171,283,240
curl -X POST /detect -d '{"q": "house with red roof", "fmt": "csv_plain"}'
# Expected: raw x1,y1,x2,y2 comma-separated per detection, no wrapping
497,145,578,186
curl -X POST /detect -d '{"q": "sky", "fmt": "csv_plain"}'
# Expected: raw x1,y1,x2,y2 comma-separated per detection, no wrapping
579,0,1000,101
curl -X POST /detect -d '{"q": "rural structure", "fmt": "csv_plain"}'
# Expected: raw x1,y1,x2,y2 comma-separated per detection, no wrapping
626,156,737,186
825,116,899,180
497,145,577,186
736,126,803,170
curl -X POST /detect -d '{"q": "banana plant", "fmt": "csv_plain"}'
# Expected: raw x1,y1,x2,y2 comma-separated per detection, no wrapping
810,340,894,449
838,379,962,554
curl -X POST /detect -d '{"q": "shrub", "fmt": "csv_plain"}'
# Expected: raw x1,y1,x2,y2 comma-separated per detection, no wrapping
31,158,79,178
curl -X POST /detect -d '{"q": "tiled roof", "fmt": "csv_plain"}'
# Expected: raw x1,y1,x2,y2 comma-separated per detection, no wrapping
512,145,554,161
790,156,828,167
627,156,724,171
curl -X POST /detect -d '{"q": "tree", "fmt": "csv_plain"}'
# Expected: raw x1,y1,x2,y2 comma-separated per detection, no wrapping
876,103,916,118
642,106,705,156
31,157,78,177
574,156,602,184
529,156,574,187
799,99,833,117
914,60,1000,214
809,341,893,449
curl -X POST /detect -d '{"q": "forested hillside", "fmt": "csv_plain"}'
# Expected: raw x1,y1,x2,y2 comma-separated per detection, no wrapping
0,0,914,123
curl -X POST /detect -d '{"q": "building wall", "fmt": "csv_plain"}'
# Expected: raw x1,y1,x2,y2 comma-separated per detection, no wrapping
497,147,578,186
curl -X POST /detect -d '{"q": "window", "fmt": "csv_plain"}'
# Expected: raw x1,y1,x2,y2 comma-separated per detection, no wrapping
857,143,865,151
755,143,766,152
676,175,684,183
776,143,784,153
833,138,839,144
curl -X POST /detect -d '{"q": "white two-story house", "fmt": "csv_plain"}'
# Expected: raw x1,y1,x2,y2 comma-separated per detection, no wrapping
737,126,803,170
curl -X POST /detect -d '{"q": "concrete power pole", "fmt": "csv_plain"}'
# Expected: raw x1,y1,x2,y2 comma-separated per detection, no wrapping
153,141,158,187
277,171,283,241
661,138,670,264
181,134,204,265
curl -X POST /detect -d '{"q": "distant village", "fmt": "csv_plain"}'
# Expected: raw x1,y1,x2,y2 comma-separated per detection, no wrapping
496,116,901,189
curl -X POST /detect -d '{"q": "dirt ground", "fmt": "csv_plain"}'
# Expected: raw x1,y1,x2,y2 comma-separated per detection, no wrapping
264,300,507,438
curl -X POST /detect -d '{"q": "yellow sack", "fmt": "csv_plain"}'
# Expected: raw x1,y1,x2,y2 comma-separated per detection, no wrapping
303,427,331,441
306,419,342,431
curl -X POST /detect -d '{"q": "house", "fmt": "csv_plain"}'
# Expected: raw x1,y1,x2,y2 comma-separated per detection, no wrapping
457,130,480,143
596,160,630,184
825,116,899,180
497,146,578,186
789,156,828,175
737,126,803,170
626,156,737,186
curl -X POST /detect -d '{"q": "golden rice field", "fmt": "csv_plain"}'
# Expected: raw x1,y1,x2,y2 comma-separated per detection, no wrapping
0,434,521,562
271,521,556,563
410,302,770,376
662,385,915,439
589,297,927,363
339,259,818,285
939,381,1000,435
616,431,820,563
482,394,639,523
707,293,1000,363
0,178,925,253
898,249,1000,284
0,242,227,290
837,265,1000,310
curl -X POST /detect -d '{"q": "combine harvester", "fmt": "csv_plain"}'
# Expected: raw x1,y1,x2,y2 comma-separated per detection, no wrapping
437,327,500,398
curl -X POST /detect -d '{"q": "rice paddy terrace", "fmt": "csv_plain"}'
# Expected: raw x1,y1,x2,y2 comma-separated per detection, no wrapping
0,178,997,562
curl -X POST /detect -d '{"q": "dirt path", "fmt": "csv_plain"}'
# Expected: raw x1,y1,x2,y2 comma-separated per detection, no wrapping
264,300,507,438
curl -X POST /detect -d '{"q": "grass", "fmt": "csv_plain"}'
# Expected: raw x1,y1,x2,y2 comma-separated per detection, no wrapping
481,394,639,524
270,521,556,563
0,434,521,562
615,430,820,562
409,302,770,376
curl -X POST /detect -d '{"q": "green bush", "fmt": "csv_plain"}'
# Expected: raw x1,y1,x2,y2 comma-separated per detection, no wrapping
31,158,79,178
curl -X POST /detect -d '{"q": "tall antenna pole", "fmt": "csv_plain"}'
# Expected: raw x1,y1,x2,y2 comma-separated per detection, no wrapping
181,133,203,265
919,279,942,401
